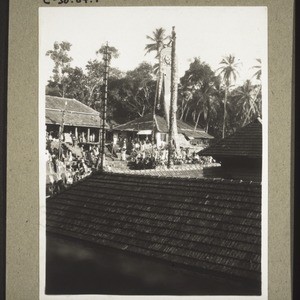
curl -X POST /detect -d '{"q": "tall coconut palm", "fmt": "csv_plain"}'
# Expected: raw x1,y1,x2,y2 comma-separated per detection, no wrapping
145,28,169,56
145,28,169,142
217,54,240,138
251,58,262,118
145,28,170,97
234,80,260,126
190,81,219,132
252,58,262,81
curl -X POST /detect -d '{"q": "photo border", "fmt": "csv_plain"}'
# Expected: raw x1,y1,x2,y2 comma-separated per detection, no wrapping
6,1,294,299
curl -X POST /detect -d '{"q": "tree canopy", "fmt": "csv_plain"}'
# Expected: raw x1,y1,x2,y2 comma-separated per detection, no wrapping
45,39,262,138
145,27,169,56
46,41,73,97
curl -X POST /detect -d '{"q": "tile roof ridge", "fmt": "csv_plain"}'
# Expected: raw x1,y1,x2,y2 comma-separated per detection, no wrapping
114,118,137,129
99,171,262,186
46,95,74,101
198,117,262,155
46,95,99,113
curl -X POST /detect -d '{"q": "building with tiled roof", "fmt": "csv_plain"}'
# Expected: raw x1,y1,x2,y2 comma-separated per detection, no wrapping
198,119,262,181
114,113,213,148
199,118,262,159
46,95,103,128
45,95,108,145
46,172,261,294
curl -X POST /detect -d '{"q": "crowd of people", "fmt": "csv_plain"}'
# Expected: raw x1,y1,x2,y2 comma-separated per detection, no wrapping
47,130,98,146
113,137,214,170
45,131,214,195
46,131,101,196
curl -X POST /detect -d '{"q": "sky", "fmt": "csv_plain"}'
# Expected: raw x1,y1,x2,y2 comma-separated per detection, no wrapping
39,6,267,86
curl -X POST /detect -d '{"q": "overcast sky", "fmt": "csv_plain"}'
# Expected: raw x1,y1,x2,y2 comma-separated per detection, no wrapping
40,6,267,86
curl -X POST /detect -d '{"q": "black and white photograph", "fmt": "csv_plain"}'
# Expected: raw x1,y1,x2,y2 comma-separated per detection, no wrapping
39,6,268,299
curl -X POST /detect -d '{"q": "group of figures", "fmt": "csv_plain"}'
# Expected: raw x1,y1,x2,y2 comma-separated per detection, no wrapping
45,131,214,195
113,137,214,170
45,133,100,196
47,130,97,145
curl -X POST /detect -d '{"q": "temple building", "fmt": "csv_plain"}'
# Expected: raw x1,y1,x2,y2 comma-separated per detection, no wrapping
113,113,214,149
198,118,262,181
45,95,107,146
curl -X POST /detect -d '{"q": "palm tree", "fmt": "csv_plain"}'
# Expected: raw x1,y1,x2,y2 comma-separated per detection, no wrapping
145,28,170,142
251,58,262,118
145,28,170,102
145,28,169,56
190,81,219,132
179,58,220,132
217,54,240,138
234,80,260,126
252,58,262,81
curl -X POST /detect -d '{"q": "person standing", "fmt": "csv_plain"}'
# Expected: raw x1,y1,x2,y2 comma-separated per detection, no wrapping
121,138,127,161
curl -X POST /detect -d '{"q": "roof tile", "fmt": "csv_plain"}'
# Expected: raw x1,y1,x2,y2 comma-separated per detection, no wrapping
46,95,104,128
47,172,261,282
199,119,262,158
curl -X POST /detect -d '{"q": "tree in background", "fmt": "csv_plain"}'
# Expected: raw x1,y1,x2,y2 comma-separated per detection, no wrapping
45,40,263,138
145,27,169,57
251,58,262,119
232,80,261,127
178,84,194,121
46,42,122,110
217,54,240,138
90,45,120,113
252,58,262,81
84,59,105,107
46,41,73,98
145,27,170,112
62,67,87,101
96,44,119,64
108,62,156,121
179,58,221,133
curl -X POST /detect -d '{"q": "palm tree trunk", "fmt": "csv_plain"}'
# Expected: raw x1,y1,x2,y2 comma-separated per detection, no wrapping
222,88,228,138
151,43,163,145
206,97,211,133
62,84,65,98
168,27,179,167
243,85,261,126
180,101,185,120
184,106,190,121
181,102,189,120
194,110,201,130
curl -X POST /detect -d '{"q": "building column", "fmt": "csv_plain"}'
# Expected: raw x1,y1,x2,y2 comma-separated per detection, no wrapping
87,128,90,142
156,132,161,147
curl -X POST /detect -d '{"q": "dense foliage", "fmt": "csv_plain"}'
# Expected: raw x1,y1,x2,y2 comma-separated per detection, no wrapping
46,35,262,138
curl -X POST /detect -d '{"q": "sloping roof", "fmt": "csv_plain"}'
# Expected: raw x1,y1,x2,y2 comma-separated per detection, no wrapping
47,172,261,282
114,114,213,139
199,119,262,159
46,95,106,128
114,114,154,132
177,119,214,139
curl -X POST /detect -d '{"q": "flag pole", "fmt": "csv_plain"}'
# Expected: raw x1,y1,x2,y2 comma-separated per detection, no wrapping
97,42,109,171
151,75,159,147
58,100,67,160
167,26,176,168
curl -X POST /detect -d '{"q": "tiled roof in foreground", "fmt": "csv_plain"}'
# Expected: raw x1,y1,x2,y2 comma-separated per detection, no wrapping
199,119,262,159
46,172,261,282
